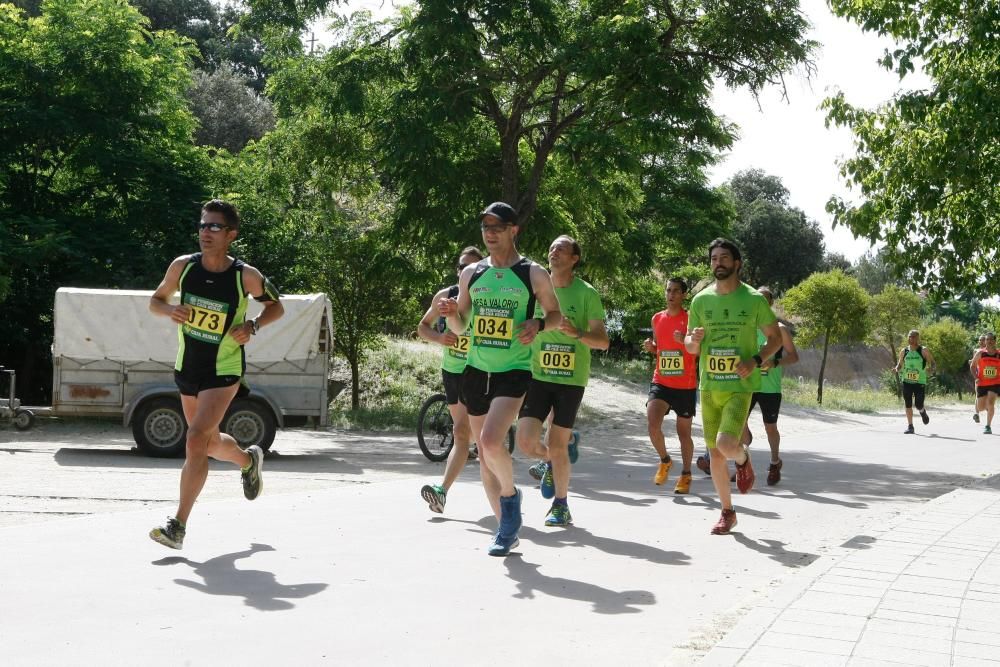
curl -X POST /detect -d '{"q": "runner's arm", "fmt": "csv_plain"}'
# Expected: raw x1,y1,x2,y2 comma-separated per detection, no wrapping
756,321,783,365
234,266,284,344
971,350,982,372
643,316,657,354
149,256,191,324
574,319,610,351
775,322,799,366
444,265,473,334
922,348,937,374
418,287,456,347
516,263,560,344
894,348,906,372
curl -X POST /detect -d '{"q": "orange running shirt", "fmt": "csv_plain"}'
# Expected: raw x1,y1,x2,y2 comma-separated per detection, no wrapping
651,309,698,390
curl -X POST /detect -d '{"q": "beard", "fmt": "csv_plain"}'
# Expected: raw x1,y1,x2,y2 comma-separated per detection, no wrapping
713,266,734,279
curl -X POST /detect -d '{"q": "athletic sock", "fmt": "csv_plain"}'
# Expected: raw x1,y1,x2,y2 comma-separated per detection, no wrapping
661,455,671,463
553,497,568,505
681,469,691,475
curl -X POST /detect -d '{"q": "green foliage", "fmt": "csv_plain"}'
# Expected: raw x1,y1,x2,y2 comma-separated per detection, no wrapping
921,317,973,396
187,64,275,152
0,0,212,400
867,285,921,366
921,293,985,329
853,247,903,295
824,0,1000,296
976,307,1000,338
726,169,825,292
821,251,852,273
783,270,870,403
291,0,814,294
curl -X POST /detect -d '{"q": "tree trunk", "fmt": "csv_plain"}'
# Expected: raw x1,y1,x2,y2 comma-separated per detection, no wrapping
817,330,830,404
349,356,360,411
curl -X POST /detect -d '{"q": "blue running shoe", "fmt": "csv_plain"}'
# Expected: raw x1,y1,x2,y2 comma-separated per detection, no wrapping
528,460,547,481
568,430,580,464
540,462,555,499
488,532,520,556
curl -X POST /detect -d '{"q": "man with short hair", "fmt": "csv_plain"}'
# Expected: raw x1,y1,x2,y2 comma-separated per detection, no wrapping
685,238,782,535
148,199,284,549
516,235,608,526
643,278,698,494
740,286,799,486
417,246,485,514
894,329,936,434
438,202,561,556
970,332,1000,434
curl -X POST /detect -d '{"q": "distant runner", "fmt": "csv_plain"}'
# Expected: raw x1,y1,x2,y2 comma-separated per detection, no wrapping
417,246,484,514
973,333,986,424
894,329,936,434
970,332,1000,435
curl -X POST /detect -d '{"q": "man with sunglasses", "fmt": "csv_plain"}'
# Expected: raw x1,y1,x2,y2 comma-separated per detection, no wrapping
438,202,562,556
417,245,485,514
148,199,284,550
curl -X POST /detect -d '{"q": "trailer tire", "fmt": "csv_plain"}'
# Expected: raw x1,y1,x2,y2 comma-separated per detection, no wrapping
13,408,34,431
132,397,187,458
224,399,276,452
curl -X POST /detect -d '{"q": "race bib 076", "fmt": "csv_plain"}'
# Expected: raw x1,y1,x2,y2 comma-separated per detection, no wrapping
658,350,684,377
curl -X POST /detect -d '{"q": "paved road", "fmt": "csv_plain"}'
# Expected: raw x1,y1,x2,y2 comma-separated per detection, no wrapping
1,401,997,665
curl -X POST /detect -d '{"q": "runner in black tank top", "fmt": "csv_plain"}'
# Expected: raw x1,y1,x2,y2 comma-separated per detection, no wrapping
148,199,284,550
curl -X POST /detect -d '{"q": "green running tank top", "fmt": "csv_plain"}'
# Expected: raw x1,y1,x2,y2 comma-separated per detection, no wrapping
175,253,249,377
439,285,471,374
465,258,535,373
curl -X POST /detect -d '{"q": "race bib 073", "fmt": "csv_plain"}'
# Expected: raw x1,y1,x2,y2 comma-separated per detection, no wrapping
182,294,229,344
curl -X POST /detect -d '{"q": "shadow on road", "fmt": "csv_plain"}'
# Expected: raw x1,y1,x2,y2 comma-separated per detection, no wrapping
504,557,657,614
152,542,328,611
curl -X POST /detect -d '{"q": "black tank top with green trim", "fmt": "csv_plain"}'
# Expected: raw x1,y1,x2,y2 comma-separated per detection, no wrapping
174,253,250,377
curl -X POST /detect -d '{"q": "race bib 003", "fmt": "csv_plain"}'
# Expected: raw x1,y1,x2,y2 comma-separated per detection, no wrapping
540,342,576,378
183,295,228,344
658,350,684,377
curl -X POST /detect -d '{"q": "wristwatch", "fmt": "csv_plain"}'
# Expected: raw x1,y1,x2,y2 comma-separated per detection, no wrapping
536,318,545,331
752,354,763,368
250,318,260,335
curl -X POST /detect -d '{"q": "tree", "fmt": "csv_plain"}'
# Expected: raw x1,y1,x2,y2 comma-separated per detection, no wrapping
921,317,972,398
187,64,275,153
820,251,852,273
0,0,211,401
867,285,921,366
727,170,825,291
824,0,1000,295
783,270,870,404
257,1,815,288
853,248,900,295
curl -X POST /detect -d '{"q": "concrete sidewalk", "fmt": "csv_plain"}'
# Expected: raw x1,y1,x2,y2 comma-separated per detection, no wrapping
702,478,1000,666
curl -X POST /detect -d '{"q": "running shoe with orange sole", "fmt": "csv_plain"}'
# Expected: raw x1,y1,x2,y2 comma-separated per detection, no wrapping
673,472,692,494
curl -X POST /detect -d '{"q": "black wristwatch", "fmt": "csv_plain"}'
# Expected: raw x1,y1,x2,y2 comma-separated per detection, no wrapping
752,354,763,368
536,318,545,331
250,318,260,335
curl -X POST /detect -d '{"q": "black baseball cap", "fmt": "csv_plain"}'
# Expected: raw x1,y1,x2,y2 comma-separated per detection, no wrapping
479,201,517,224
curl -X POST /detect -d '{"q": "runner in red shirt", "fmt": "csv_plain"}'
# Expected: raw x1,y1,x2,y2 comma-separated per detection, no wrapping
642,277,699,493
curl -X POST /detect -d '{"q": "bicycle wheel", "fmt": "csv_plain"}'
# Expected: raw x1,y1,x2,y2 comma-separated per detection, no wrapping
417,393,454,462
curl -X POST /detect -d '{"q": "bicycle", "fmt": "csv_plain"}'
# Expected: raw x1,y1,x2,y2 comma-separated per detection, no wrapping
416,392,516,462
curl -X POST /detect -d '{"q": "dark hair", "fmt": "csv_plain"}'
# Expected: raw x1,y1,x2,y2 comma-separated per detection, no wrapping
457,246,484,264
202,199,240,229
553,235,582,268
667,277,688,293
708,238,742,263
757,285,774,305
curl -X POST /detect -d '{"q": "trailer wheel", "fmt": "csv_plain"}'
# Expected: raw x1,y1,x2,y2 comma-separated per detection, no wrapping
13,409,34,431
132,397,187,457
224,399,276,451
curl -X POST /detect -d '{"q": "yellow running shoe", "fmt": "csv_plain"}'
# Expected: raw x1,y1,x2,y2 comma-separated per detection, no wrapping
654,458,673,485
673,472,692,494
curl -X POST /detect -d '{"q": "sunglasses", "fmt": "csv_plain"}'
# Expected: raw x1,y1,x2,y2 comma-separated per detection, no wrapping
198,222,231,232
481,223,513,234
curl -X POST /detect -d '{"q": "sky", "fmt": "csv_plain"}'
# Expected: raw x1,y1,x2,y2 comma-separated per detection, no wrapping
319,0,929,262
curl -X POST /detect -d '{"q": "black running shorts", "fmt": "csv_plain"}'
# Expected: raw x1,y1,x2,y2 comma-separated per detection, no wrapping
748,392,782,424
518,379,585,429
174,370,248,398
902,382,926,409
646,383,697,418
977,384,1000,399
461,366,532,417
442,369,465,406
